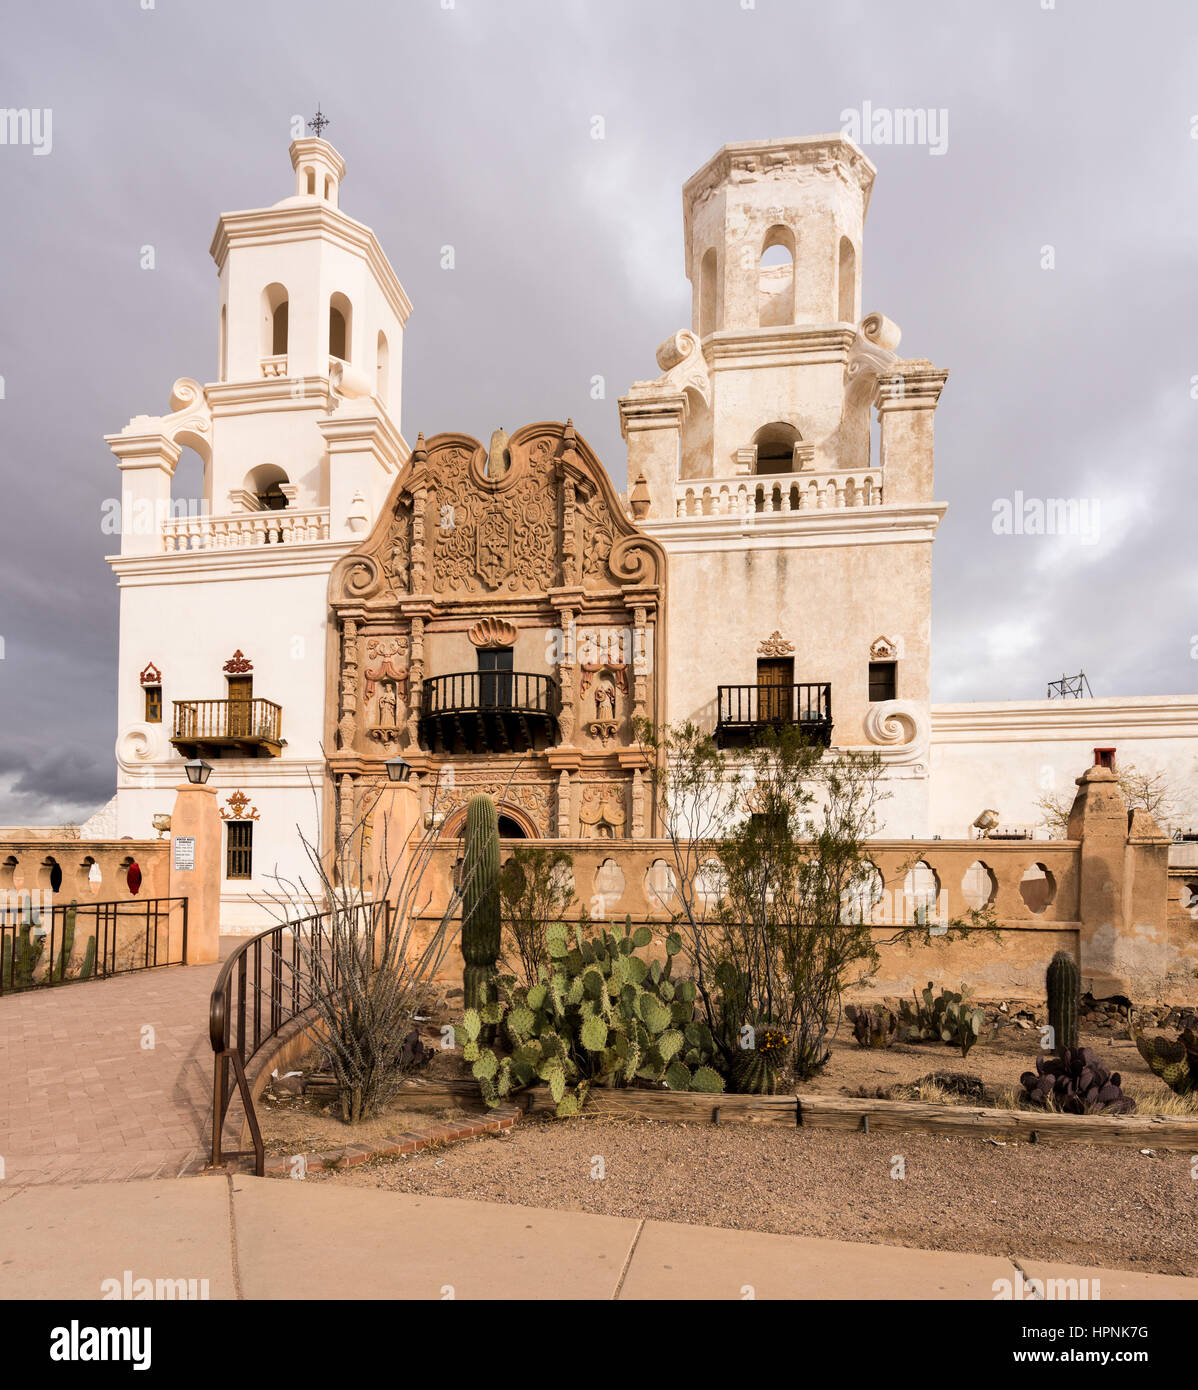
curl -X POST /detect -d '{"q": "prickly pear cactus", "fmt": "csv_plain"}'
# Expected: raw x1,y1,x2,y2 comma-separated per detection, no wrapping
940,998,985,1058
2,922,45,992
845,1003,898,1049
1131,1026,1198,1096
1020,1046,1136,1115
462,916,724,1116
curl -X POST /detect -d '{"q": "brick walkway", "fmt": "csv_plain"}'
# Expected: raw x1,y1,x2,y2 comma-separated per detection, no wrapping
0,946,234,1185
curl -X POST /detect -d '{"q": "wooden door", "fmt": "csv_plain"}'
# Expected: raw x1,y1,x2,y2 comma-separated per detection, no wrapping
477,647,514,708
756,658,793,723
227,676,253,737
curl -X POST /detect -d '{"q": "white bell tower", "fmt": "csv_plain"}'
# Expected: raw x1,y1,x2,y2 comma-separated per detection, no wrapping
619,136,950,837
106,129,414,926
207,133,411,533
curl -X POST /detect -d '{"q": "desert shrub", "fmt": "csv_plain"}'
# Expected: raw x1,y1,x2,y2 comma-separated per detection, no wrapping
259,770,468,1124
636,720,995,1087
498,844,576,987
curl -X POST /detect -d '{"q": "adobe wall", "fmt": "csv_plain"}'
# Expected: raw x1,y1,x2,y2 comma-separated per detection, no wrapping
402,790,1185,1003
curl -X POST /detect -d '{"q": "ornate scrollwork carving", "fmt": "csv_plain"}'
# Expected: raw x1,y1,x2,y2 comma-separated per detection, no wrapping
607,534,658,586
468,617,518,648
862,699,930,767
340,555,384,601
758,631,794,657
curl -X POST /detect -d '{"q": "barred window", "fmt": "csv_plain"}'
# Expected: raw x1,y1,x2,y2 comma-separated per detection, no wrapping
226,821,253,880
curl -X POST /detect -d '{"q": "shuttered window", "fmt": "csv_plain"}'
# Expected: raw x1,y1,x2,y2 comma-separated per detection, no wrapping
868,661,896,703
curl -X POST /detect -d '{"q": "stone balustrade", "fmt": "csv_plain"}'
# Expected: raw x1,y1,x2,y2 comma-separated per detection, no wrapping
0,837,169,904
675,470,884,518
400,770,1182,1001
161,508,331,551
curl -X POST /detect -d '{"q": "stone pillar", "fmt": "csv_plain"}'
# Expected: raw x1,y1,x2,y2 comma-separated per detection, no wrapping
875,363,948,505
105,432,180,557
1069,765,1171,998
319,407,405,541
168,782,222,964
369,782,422,905
618,394,686,520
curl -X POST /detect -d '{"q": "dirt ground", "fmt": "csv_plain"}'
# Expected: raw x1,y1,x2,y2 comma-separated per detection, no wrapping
262,1019,1198,1276
310,1116,1198,1277
259,1017,1191,1157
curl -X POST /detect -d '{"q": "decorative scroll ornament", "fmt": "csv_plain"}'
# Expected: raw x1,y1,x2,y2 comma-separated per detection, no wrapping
579,663,628,699
138,662,162,686
220,790,260,821
579,784,627,839
223,650,253,674
870,636,899,660
757,631,794,657
862,699,931,768
115,377,212,458
467,617,518,649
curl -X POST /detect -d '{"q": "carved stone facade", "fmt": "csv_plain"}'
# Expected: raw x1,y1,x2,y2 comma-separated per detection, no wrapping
328,421,666,842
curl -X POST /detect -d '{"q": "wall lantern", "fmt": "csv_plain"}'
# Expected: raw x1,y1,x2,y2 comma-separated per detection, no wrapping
184,759,213,785
385,755,413,783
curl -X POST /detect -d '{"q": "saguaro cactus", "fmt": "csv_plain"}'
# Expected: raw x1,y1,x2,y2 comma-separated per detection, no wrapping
2,922,44,991
52,900,76,983
461,794,501,1015
1046,950,1080,1054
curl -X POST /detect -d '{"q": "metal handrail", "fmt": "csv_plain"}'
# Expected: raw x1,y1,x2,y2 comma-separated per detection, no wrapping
172,698,282,743
0,896,188,996
208,901,387,1175
421,671,561,717
716,682,833,728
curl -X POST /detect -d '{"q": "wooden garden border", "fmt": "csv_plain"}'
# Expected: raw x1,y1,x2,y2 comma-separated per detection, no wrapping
516,1085,1198,1151
271,1076,1198,1153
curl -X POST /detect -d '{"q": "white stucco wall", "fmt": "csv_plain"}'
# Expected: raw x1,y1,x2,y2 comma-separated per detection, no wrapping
930,696,1198,839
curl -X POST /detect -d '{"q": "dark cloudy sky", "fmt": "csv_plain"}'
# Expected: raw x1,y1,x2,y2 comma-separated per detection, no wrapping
1,0,1197,824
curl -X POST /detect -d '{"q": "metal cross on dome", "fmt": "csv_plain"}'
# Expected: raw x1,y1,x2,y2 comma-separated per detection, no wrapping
308,107,330,139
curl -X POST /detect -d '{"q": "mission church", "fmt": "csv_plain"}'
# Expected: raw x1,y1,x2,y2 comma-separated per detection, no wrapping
103,129,1198,926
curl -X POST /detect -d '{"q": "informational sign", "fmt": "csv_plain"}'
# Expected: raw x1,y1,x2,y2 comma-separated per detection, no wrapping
173,836,196,872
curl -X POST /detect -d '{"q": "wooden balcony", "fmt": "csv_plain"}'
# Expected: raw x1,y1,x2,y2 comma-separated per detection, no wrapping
420,672,560,755
715,683,833,749
170,699,283,758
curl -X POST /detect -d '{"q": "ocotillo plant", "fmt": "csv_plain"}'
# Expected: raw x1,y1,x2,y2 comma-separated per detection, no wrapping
1046,950,1080,1054
461,794,501,1019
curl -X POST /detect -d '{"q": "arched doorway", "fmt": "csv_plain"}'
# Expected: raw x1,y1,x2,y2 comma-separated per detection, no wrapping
497,814,528,839
441,802,540,840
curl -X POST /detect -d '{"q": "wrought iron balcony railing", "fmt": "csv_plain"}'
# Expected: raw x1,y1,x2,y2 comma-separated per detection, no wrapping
170,699,283,758
715,683,833,748
420,672,560,754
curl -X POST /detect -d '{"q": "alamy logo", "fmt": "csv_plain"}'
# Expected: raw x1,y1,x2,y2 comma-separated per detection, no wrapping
840,102,948,156
50,1321,151,1370
101,1269,210,1300
992,491,1102,545
993,1272,1101,1300
0,108,53,156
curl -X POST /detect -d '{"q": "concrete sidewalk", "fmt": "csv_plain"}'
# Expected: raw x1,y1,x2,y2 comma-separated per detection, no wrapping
1,1176,1195,1300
